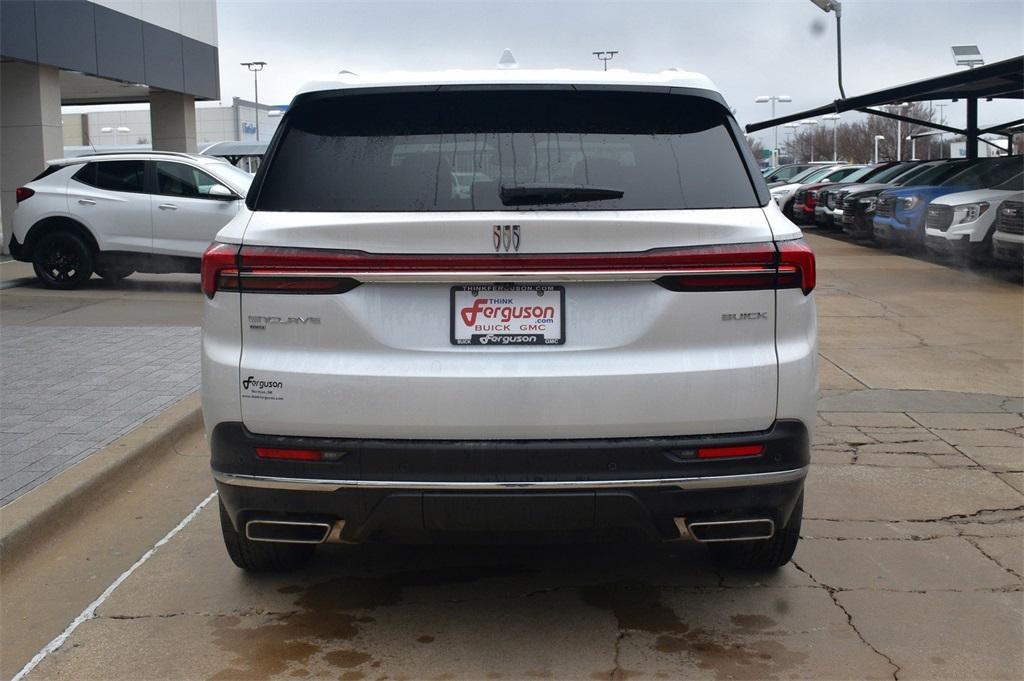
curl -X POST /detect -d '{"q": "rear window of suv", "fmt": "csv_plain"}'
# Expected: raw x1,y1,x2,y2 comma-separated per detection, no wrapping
252,90,761,212
73,160,145,193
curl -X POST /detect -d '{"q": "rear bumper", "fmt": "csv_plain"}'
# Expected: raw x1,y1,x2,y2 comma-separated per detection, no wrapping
212,419,809,542
6,233,28,261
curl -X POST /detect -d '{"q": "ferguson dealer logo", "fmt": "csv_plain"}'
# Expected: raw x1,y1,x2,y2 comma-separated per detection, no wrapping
459,297,555,328
242,375,284,401
243,376,282,390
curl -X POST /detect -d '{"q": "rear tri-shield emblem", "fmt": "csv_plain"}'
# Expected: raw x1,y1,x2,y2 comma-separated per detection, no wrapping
493,225,521,252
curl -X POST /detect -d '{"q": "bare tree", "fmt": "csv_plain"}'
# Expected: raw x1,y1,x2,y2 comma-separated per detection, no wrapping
783,103,938,164
744,135,767,163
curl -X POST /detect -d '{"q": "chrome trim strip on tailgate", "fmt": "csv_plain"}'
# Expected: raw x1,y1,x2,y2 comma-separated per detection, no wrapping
213,466,808,492
237,267,786,283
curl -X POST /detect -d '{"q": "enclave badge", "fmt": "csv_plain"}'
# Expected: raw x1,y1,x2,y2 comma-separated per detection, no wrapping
248,315,321,330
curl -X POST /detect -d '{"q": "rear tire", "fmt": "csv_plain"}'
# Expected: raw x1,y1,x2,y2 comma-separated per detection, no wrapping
218,500,315,572
32,231,94,289
709,493,802,571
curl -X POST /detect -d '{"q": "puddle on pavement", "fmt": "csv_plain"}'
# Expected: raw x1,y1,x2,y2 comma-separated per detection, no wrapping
209,562,527,680
208,548,804,680
580,581,807,680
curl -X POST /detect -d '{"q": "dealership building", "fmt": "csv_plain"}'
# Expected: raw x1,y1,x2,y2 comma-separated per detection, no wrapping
61,97,283,149
0,0,220,240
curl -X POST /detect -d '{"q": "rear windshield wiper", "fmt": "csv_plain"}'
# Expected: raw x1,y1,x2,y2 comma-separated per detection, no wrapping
499,183,624,206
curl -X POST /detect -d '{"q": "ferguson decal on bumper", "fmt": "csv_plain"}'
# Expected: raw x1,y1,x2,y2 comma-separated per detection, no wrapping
242,375,284,401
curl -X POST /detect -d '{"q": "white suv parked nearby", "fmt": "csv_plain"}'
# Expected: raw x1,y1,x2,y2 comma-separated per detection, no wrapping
924,173,1023,261
202,69,817,572
8,152,252,288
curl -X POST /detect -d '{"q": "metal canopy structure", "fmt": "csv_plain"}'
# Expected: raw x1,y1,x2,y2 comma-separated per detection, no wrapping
747,55,1024,158
200,140,269,164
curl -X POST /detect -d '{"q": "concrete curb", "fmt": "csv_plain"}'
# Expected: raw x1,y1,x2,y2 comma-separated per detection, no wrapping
0,393,203,562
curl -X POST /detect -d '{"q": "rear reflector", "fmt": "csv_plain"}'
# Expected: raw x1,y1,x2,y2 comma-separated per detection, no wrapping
15,187,34,203
776,239,816,294
201,242,240,299
255,447,322,461
200,240,816,297
696,444,765,459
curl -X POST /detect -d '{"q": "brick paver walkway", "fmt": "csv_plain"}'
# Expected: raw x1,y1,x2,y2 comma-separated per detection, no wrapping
0,326,200,505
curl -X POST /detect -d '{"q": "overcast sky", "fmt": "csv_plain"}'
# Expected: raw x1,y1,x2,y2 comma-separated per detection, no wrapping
211,0,1019,142
216,0,1020,144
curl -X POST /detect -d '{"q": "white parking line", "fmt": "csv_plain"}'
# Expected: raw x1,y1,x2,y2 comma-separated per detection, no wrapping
11,491,218,681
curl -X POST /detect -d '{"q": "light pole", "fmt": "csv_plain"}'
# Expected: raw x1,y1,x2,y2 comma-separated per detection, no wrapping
935,103,949,157
908,131,943,160
241,61,267,140
783,122,800,161
801,119,819,162
873,135,885,163
890,102,909,160
592,51,618,71
755,95,792,168
823,113,841,161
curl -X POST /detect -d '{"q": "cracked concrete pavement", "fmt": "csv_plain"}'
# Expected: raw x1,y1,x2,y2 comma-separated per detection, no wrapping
2,233,1022,680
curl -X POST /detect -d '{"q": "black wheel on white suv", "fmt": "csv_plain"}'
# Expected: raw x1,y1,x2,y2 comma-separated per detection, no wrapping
709,493,803,570
32,231,94,290
218,500,315,572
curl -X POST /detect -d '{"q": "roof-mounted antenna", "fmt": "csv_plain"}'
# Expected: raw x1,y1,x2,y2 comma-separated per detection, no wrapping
497,49,518,69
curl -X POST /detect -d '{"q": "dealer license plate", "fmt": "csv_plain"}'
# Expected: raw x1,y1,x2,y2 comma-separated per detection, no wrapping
451,285,565,346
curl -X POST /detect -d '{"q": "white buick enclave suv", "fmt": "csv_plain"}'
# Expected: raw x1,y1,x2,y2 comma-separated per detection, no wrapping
201,69,817,572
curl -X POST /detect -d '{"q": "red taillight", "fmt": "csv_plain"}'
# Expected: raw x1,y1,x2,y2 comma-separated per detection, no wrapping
696,444,764,459
201,242,240,299
255,447,322,461
206,240,816,297
15,187,34,203
777,239,816,294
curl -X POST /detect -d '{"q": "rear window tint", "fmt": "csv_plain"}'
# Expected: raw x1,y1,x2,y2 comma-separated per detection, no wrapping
253,91,759,212
32,165,65,181
73,161,145,193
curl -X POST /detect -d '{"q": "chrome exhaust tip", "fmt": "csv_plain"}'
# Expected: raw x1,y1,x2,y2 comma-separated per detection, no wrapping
686,518,775,543
245,519,332,544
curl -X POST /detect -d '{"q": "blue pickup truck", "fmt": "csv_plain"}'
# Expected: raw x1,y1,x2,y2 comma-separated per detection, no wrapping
873,156,1024,249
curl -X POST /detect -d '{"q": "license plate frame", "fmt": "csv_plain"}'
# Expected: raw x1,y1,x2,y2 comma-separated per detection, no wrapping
450,284,566,346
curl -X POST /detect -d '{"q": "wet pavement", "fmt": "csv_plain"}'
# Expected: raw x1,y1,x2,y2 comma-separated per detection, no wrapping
4,233,1022,680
